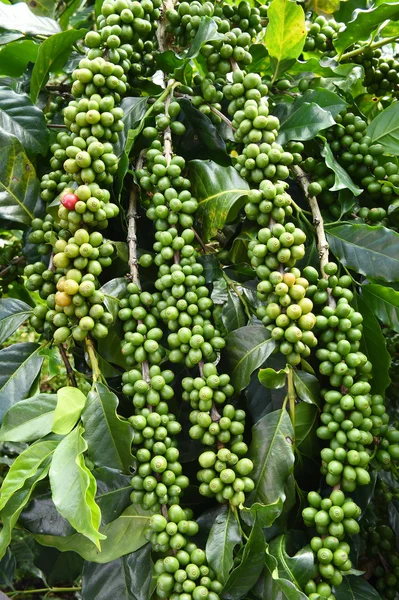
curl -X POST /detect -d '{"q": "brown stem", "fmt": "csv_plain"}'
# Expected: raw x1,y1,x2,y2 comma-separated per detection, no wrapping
209,106,235,130
58,344,78,388
47,124,67,129
192,228,208,254
127,155,144,287
292,165,336,308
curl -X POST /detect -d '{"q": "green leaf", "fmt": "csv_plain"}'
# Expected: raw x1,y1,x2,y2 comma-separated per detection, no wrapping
261,547,309,600
33,503,152,563
185,16,224,59
259,366,289,389
100,278,127,321
0,40,38,77
268,535,314,591
189,160,249,242
222,516,266,600
326,223,399,283
0,298,32,345
295,403,319,457
240,499,283,529
248,409,295,507
276,102,335,144
206,506,241,585
319,139,362,195
265,0,306,79
81,382,133,474
0,393,57,442
52,386,87,435
0,132,41,226
0,342,44,423
178,99,226,154
49,425,106,549
212,279,246,335
0,548,16,588
0,2,60,35
81,544,153,600
367,102,399,155
0,88,49,155
223,326,277,392
293,370,320,406
114,96,148,157
30,29,86,103
0,440,58,511
94,467,132,524
0,460,51,560
334,3,399,55
23,0,56,18
334,576,383,600
355,293,391,396
361,283,399,333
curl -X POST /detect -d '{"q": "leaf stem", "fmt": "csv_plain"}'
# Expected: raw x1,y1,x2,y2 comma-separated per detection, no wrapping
0,255,25,278
340,34,399,61
287,367,296,436
85,337,101,383
9,587,82,597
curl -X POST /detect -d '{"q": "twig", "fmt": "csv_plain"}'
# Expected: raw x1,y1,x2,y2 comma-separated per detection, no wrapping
47,124,67,129
9,587,81,598
0,256,25,279
156,0,175,53
209,106,235,130
58,344,77,387
293,165,336,308
85,337,101,382
287,367,296,435
192,227,208,254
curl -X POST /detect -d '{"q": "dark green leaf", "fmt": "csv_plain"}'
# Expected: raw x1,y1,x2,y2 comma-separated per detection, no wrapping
295,403,319,457
259,366,289,389
389,501,399,538
0,40,38,77
268,535,314,590
361,283,399,333
114,96,147,157
0,342,44,423
206,506,241,585
0,393,57,442
0,298,32,344
265,0,306,79
30,29,86,103
240,499,283,529
334,3,399,55
185,16,224,59
367,102,399,155
82,544,153,600
0,132,41,226
100,278,127,321
326,223,399,283
335,576,383,600
320,139,362,196
49,425,105,549
248,409,295,507
0,87,49,155
0,548,16,588
355,293,391,396
24,0,56,18
0,2,60,35
94,467,132,525
222,516,266,600
178,99,226,154
212,279,247,335
223,325,277,392
189,160,249,242
81,382,133,474
33,504,152,563
293,370,320,406
276,102,335,144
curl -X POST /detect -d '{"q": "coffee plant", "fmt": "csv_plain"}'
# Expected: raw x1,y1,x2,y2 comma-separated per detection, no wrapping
1,0,399,598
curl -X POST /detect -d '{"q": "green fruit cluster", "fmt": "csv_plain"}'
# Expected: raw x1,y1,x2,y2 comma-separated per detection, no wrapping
349,46,399,97
304,14,343,54
0,234,24,296
167,0,267,76
303,488,361,537
365,524,399,599
244,179,294,225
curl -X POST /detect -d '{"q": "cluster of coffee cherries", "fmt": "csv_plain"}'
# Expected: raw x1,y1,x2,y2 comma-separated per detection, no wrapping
167,0,267,76
376,427,399,469
151,508,223,600
244,179,295,225
348,46,399,97
304,536,351,597
303,14,343,54
0,233,24,297
364,524,399,599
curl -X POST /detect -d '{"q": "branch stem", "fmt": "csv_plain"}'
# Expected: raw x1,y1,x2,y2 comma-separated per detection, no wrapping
85,337,101,383
58,344,77,387
9,587,81,597
340,34,399,61
287,367,296,435
0,255,25,278
292,166,336,308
